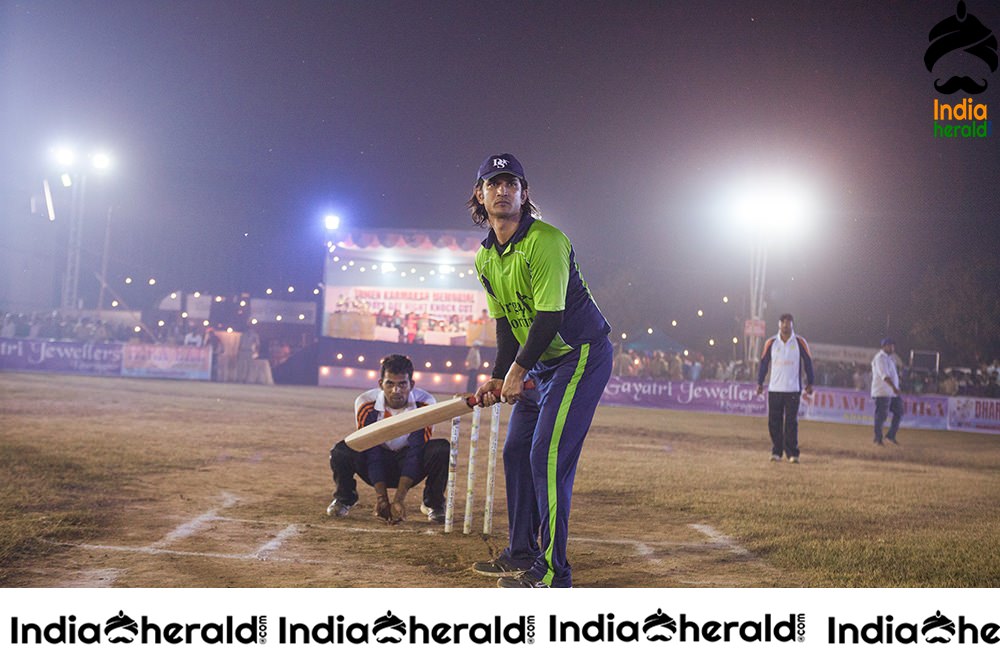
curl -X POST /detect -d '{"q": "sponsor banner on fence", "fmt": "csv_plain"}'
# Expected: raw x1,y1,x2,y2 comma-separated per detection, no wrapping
948,396,1000,433
803,386,950,431
601,378,991,433
602,377,766,416
0,337,123,376
122,344,211,381
808,342,879,365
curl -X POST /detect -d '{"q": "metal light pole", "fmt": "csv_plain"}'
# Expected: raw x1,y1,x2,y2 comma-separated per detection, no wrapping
98,205,114,311
748,235,767,372
61,171,87,310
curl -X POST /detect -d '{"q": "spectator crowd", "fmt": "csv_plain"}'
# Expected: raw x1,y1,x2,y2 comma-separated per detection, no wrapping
1,311,137,344
612,345,1000,398
2,310,216,348
4,309,998,398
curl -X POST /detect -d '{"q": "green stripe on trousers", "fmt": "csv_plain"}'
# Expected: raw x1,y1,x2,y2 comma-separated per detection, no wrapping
542,342,590,586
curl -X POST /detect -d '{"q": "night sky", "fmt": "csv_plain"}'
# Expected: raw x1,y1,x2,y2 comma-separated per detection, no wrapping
3,0,998,353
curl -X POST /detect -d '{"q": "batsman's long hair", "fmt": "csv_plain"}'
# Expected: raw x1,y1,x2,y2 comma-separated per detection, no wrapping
466,177,539,228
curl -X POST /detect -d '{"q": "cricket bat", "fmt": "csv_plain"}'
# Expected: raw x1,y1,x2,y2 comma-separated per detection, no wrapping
337,381,535,452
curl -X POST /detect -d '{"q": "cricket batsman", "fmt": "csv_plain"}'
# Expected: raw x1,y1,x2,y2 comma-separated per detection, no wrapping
467,153,613,588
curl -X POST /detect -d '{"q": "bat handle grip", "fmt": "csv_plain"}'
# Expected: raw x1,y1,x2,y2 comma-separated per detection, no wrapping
465,379,536,407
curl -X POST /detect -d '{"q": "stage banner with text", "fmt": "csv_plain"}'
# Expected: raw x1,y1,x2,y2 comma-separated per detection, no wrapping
121,344,211,381
336,286,488,320
0,337,123,376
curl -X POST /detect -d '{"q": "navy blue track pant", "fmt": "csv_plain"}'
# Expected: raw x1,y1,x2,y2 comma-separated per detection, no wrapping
500,336,612,587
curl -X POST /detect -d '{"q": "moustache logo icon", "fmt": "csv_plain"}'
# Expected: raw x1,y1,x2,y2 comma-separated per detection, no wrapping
104,610,139,644
935,75,990,94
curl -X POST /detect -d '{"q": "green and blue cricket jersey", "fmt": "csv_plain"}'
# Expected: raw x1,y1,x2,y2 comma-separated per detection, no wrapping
475,212,614,587
474,215,611,360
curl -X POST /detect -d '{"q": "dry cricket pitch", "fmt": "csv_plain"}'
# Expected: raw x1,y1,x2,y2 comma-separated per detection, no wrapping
2,372,998,587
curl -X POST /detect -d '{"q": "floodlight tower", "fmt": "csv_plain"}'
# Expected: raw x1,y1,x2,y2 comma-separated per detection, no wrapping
730,177,814,375
52,146,113,310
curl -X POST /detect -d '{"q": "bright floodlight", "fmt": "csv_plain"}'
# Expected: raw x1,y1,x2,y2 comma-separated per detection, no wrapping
324,215,341,231
91,151,113,170
728,175,816,237
52,146,75,167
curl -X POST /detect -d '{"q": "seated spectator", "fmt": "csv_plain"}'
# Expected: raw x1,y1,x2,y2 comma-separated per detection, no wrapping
939,371,959,396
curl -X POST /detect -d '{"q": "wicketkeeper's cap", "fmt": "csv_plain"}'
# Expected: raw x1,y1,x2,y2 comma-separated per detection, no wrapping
477,153,525,182
881,337,895,346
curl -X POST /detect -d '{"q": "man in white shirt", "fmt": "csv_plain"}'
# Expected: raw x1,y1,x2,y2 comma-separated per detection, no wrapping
871,337,903,445
326,354,449,524
756,313,815,463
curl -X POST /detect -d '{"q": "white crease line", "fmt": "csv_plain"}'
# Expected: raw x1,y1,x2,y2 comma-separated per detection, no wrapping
689,523,751,557
152,510,220,548
571,536,665,564
618,443,674,452
217,517,736,553
42,539,325,565
214,516,436,535
254,525,299,560
150,493,240,548
570,536,728,565
570,536,698,549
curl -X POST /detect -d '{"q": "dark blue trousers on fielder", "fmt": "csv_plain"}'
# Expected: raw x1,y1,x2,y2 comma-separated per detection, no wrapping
500,336,613,588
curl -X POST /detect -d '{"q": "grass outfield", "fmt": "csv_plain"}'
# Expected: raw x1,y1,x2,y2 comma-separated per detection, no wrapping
1,371,998,587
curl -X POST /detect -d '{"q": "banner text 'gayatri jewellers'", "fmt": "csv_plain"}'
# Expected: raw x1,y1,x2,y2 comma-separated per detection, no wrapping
600,378,1000,434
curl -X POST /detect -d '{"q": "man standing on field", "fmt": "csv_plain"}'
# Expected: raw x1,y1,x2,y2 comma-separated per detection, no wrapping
468,153,613,588
871,337,903,445
756,313,815,463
